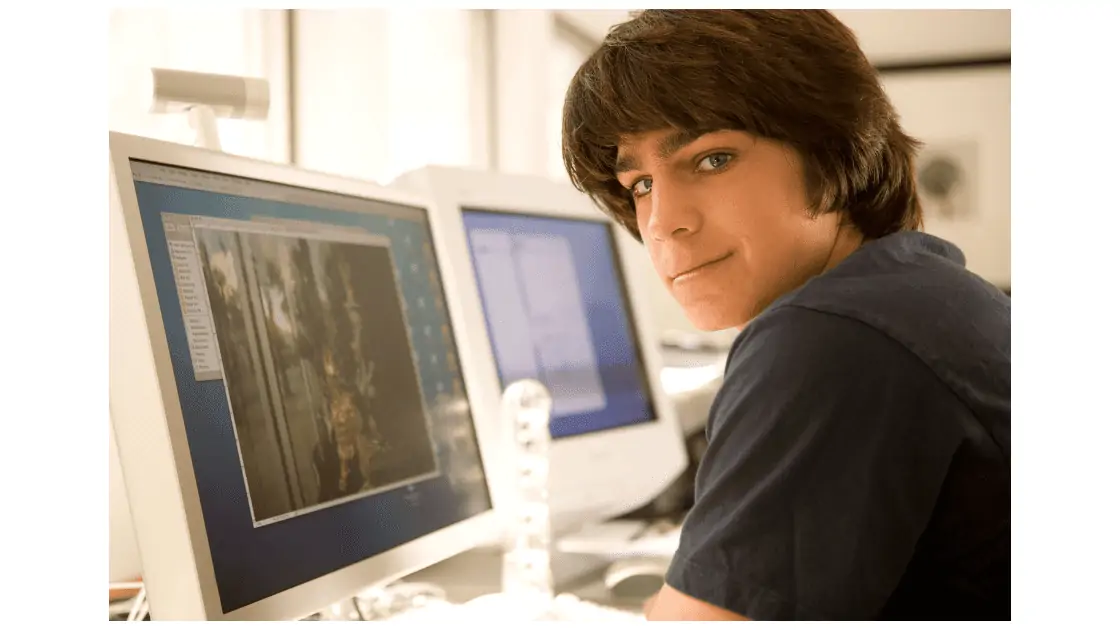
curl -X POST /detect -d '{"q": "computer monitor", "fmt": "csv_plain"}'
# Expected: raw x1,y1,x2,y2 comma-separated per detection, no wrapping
109,133,499,620
392,166,687,534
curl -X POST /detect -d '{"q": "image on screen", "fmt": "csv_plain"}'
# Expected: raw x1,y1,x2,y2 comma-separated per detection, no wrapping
194,222,440,526
461,208,655,439
128,160,491,613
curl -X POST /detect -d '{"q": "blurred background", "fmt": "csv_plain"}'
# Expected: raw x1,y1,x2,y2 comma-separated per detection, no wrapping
109,8,1010,586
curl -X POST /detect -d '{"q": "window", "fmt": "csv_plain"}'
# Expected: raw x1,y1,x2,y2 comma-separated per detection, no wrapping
381,10,479,183
547,21,593,182
290,9,485,185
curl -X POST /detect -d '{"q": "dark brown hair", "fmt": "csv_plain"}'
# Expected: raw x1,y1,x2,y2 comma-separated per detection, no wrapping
561,10,923,241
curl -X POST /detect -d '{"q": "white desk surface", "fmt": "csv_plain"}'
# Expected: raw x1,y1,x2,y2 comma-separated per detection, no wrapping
405,547,649,613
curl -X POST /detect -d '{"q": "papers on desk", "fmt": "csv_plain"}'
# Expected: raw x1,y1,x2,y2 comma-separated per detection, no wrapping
556,520,681,559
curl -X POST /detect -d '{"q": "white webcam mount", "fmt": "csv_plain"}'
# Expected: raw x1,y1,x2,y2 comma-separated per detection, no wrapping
148,68,271,152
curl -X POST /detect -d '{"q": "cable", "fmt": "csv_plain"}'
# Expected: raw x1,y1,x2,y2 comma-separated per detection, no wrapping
351,596,368,621
126,586,147,622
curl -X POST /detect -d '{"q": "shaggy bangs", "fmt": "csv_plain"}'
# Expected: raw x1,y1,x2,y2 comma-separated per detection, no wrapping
560,10,923,242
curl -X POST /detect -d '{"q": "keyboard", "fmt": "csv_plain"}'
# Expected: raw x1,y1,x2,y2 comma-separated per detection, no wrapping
378,599,459,623
465,592,644,622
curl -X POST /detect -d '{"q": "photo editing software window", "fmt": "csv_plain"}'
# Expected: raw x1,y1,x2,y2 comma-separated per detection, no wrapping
127,160,491,613
461,209,656,440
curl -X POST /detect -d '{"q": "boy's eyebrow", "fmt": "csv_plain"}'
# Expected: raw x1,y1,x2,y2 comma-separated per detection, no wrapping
657,129,705,160
615,129,706,174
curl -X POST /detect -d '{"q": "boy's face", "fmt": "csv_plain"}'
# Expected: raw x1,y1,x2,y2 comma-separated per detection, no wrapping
615,129,848,331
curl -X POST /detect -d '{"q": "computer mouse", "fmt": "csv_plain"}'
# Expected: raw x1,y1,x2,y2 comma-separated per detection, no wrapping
603,557,671,601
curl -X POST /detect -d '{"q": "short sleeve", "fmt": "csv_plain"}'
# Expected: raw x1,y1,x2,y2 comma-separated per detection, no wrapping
665,306,967,620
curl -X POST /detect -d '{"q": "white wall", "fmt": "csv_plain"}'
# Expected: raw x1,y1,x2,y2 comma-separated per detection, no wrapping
492,10,554,178
290,9,489,184
832,9,1011,64
558,10,1011,67
547,28,591,183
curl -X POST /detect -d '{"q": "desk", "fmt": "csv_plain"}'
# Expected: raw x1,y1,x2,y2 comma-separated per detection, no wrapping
404,547,647,614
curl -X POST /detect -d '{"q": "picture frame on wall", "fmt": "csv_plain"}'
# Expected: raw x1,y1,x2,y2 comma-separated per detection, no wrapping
881,64,1010,289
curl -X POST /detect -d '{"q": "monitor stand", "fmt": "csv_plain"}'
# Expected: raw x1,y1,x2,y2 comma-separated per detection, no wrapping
186,105,222,152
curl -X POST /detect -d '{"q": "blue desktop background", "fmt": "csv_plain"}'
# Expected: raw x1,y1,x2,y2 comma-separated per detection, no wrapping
129,162,491,614
461,209,656,439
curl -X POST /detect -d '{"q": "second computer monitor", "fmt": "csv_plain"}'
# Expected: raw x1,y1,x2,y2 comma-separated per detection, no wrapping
393,166,687,533
461,209,653,439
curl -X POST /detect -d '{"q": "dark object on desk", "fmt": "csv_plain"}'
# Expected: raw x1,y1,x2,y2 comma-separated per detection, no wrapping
609,573,665,601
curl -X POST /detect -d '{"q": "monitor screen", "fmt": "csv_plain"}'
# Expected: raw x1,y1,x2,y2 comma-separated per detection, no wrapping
461,208,656,439
127,160,491,613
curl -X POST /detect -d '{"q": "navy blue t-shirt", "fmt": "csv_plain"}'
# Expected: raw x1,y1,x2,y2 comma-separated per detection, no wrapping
666,231,1010,620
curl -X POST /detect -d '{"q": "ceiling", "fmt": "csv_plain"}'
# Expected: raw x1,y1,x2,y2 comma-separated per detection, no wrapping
556,10,1011,65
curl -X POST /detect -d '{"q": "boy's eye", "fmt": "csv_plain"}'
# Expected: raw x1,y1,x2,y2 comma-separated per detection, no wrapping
698,153,733,171
630,178,653,197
